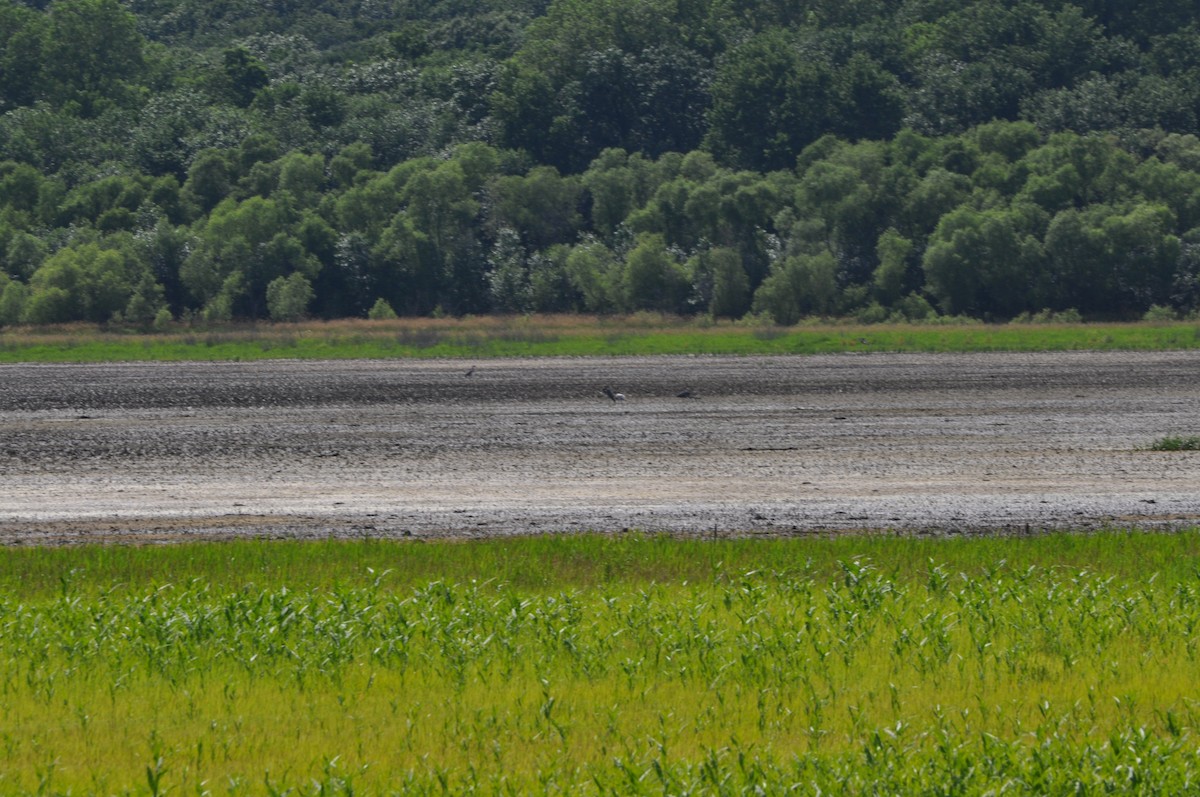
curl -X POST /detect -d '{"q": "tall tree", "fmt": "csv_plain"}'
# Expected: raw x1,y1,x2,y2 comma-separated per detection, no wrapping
705,30,836,172
41,0,145,114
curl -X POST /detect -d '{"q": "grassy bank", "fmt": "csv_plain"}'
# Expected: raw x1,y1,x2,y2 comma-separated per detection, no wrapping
4,530,1200,793
1,315,1199,362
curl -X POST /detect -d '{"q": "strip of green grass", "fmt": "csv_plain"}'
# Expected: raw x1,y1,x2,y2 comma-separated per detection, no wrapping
1,319,1198,362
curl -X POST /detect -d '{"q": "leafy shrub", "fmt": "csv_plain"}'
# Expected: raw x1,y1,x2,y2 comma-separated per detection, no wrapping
265,272,314,321
894,292,937,321
1011,308,1083,324
855,301,889,324
367,297,398,320
1143,304,1178,321
152,307,174,331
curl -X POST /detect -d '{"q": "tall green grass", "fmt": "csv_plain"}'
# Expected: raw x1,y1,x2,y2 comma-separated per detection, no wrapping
1150,435,1200,451
1,317,1198,362
3,531,1200,794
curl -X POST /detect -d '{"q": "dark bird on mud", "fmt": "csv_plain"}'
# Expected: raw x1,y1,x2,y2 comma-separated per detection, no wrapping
602,386,626,402
676,388,699,399
464,365,475,377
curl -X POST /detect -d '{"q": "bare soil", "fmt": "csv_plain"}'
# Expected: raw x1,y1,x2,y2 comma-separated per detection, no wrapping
1,351,1199,545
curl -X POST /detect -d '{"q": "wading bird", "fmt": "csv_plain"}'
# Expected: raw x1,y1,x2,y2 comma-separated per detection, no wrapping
602,386,625,402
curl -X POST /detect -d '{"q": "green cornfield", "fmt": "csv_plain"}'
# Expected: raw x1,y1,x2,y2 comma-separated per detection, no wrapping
3,531,1200,794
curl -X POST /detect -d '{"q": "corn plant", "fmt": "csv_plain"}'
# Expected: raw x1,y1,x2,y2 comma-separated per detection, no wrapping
2,534,1200,793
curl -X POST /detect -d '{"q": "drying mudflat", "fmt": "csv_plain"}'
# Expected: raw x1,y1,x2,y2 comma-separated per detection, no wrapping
1,350,1198,545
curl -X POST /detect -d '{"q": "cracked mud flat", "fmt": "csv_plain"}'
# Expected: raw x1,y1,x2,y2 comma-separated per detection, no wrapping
1,350,1199,545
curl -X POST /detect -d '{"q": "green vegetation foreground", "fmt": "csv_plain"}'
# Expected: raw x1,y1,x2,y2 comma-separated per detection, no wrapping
2,315,1200,362
4,531,1200,793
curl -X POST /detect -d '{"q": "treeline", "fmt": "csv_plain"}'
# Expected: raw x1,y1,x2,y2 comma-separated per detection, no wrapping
1,0,1200,325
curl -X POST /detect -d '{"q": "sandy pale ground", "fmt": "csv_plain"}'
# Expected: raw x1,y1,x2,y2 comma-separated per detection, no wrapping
1,351,1199,544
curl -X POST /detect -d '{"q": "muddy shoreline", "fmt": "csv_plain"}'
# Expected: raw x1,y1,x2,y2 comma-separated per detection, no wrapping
2,351,1199,545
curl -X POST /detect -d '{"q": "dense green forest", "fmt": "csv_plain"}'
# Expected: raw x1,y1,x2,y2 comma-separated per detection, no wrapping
2,0,1200,325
